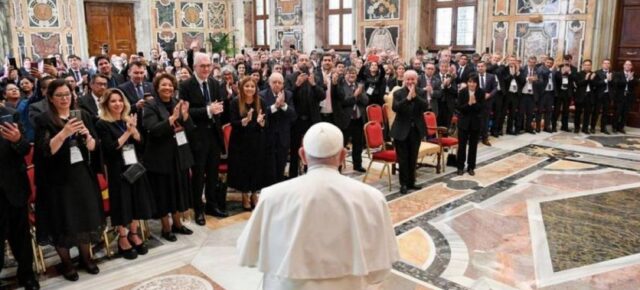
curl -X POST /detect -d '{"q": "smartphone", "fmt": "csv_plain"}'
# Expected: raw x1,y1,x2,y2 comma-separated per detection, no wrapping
69,110,82,121
289,44,295,50
0,114,13,125
8,57,17,68
137,51,144,57
44,57,56,67
300,66,310,75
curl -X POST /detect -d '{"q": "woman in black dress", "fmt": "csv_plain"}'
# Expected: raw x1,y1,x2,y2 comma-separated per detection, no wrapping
143,73,194,242
456,73,485,176
33,79,104,281
96,89,154,259
228,76,268,210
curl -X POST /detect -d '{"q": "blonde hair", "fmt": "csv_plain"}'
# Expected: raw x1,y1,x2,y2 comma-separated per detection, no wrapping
99,88,132,122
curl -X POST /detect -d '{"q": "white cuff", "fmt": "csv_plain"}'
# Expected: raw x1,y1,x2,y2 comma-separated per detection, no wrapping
207,105,213,119
270,104,278,113
281,103,288,111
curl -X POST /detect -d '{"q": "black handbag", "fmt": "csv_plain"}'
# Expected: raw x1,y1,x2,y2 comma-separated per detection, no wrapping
122,163,146,184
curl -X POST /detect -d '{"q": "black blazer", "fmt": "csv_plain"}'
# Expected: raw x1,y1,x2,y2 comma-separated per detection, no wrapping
106,73,125,88
142,98,195,174
457,88,486,131
478,73,498,99
78,93,99,117
455,64,476,83
118,81,154,113
0,107,31,207
613,71,639,102
178,76,225,152
554,69,575,98
594,69,613,97
333,80,369,130
575,71,599,104
504,67,525,94
390,86,428,141
285,71,326,124
259,88,297,145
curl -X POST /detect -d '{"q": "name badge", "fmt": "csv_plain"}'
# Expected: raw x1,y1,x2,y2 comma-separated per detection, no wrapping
176,131,188,146
562,77,569,85
122,144,138,166
366,87,374,95
509,79,518,93
586,85,591,92
70,146,83,164
385,86,390,93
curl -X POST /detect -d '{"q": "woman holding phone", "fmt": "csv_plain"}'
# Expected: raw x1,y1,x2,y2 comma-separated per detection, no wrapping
33,79,104,281
143,73,194,242
96,89,154,259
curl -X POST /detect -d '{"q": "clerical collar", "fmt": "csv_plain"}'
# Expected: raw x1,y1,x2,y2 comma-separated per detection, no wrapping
308,164,340,171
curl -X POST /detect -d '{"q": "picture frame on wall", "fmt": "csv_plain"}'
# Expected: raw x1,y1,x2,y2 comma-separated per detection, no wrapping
364,0,400,21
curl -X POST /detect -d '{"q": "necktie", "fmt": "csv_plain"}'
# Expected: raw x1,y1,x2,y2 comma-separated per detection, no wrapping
136,84,144,99
480,75,485,89
75,70,81,81
202,81,211,103
529,68,533,77
350,83,358,119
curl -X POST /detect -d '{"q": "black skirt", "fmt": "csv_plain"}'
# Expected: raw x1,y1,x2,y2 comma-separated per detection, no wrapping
147,169,192,218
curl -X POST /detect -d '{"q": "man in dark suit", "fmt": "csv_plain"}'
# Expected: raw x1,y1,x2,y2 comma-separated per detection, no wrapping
536,57,557,132
285,54,325,178
553,62,576,132
592,59,614,134
179,52,227,223
67,54,88,95
487,54,507,137
333,66,368,172
390,70,428,194
259,72,297,182
519,56,539,134
455,54,476,83
0,107,40,290
437,62,456,128
78,74,109,121
612,60,638,134
422,63,442,115
118,61,154,115
95,55,125,88
504,56,523,134
575,60,598,134
476,61,497,145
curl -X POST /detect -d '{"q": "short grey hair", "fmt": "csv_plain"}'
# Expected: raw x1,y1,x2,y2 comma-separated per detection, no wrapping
269,72,284,84
194,52,209,66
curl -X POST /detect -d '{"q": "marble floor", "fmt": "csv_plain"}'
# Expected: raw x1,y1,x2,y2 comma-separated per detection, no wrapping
3,128,640,290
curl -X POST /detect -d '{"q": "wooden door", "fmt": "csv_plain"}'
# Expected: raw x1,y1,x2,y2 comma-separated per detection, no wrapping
85,2,136,56
612,0,640,127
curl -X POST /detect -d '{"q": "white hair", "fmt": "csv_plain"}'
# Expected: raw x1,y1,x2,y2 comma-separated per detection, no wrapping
404,69,418,79
269,72,284,84
194,52,209,66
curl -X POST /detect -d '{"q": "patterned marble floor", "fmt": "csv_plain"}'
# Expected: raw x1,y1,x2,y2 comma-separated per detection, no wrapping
2,129,640,290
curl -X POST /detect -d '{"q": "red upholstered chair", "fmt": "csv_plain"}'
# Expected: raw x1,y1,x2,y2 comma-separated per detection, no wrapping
363,121,396,190
24,144,34,166
96,173,113,257
219,124,232,181
26,166,46,273
424,112,458,173
366,104,385,126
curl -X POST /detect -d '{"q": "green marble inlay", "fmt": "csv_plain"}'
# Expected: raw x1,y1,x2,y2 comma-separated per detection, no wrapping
540,188,640,272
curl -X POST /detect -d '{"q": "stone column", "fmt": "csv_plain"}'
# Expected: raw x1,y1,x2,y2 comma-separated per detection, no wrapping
405,0,420,60
591,0,617,65
134,0,152,54
302,0,316,53
234,0,246,50
0,1,12,59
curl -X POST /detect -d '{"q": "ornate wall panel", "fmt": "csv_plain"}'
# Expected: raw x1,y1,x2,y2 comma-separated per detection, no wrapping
30,32,61,58
208,1,227,30
27,0,60,28
180,2,204,29
273,0,303,50
487,0,596,66
364,0,400,21
356,0,407,56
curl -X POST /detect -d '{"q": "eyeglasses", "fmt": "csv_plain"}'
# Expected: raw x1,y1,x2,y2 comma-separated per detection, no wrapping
94,82,108,87
53,92,72,99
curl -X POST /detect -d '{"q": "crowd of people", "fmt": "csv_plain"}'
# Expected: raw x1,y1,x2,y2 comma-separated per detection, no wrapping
1,40,638,289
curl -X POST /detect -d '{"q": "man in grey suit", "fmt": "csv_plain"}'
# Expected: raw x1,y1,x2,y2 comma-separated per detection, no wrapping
422,63,442,116
476,61,497,145
333,66,369,172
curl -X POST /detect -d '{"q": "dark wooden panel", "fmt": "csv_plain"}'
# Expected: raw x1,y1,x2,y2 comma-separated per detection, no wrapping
619,48,640,60
84,2,136,56
623,0,640,6
620,7,640,46
614,1,640,127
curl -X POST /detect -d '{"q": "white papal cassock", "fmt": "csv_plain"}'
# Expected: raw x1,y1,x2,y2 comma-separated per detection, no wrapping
237,165,399,290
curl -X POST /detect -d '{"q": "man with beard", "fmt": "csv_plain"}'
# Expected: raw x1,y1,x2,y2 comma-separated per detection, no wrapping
285,54,325,178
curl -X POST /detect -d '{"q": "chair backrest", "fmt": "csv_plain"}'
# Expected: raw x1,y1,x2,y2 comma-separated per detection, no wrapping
25,144,34,166
424,111,438,137
222,123,232,152
366,105,384,126
364,121,385,150
382,103,395,128
27,166,36,204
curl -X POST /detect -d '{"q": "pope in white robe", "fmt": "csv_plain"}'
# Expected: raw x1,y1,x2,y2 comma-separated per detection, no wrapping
237,122,399,290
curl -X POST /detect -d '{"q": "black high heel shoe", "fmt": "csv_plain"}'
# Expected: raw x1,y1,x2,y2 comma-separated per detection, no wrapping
128,232,148,255
161,230,177,242
60,264,79,281
118,235,138,260
79,260,100,275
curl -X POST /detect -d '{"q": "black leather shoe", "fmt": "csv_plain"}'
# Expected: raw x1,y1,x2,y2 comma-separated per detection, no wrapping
619,128,626,134
574,128,580,133
19,276,40,290
61,267,79,282
128,232,148,255
207,208,229,218
407,184,422,190
467,169,475,176
171,225,193,235
79,261,100,275
582,129,590,134
118,236,138,260
161,231,177,242
353,166,367,173
601,130,610,135
456,169,464,176
195,212,206,226
399,185,408,194
589,128,595,134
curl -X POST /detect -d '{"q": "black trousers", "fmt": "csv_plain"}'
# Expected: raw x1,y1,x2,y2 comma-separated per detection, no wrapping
491,91,505,135
272,136,290,183
504,92,519,133
552,91,571,130
615,95,633,131
289,119,312,178
394,126,421,187
437,100,452,128
343,118,364,168
590,93,610,130
0,193,35,282
518,94,535,131
320,113,334,124
574,99,593,132
457,128,480,170
537,91,555,130
480,96,494,139
191,135,222,212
